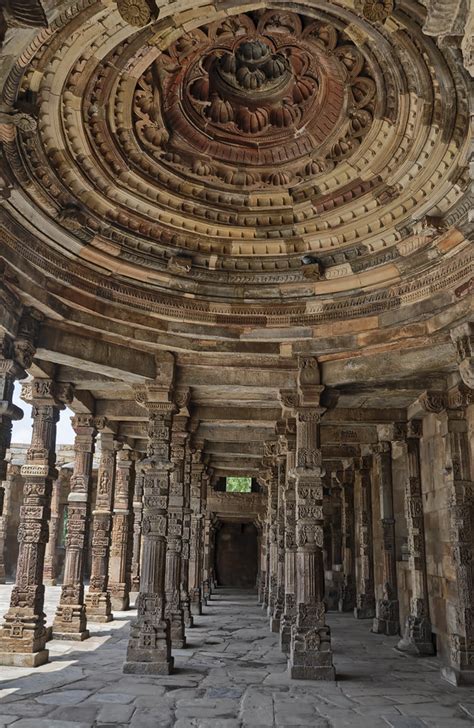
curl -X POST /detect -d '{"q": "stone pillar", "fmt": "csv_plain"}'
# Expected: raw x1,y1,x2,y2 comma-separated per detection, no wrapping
189,447,204,615
181,440,193,627
0,312,42,528
280,432,296,653
131,469,144,593
0,331,30,582
0,378,71,666
325,473,343,611
202,514,213,603
53,414,98,640
284,357,335,680
0,463,20,584
397,419,434,655
257,514,268,605
372,435,400,636
164,407,188,648
339,465,356,612
85,431,117,622
265,460,278,622
43,474,62,586
268,447,285,632
109,449,135,611
354,455,376,619
124,360,176,675
441,385,474,685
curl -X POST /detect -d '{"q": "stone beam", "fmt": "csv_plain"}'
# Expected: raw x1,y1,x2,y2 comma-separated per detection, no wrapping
178,367,296,389
36,325,157,382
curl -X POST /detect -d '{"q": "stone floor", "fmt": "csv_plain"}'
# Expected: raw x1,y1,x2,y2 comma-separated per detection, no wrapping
0,585,473,728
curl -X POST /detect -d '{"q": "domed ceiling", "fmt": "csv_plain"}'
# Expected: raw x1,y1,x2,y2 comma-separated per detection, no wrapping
0,0,471,337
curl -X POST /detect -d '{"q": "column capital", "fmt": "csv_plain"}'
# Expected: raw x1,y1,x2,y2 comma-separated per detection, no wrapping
409,390,447,417
21,379,73,409
451,321,474,389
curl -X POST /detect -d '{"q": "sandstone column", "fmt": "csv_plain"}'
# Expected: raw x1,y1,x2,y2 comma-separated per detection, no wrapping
202,514,213,603
189,446,204,615
109,449,135,611
85,431,117,622
124,356,176,675
339,464,356,612
164,400,189,648
0,378,71,666
354,455,376,619
397,419,434,655
280,426,297,652
257,515,268,606
131,468,144,593
372,434,400,635
440,385,474,685
43,473,62,585
53,414,98,640
181,439,193,627
265,458,278,623
284,357,335,680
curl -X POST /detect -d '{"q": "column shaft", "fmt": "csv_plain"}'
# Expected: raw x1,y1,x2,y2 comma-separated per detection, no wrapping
109,450,135,611
189,450,204,615
339,468,356,612
0,378,68,666
85,432,116,622
53,415,97,640
354,457,376,619
280,444,296,652
131,470,144,593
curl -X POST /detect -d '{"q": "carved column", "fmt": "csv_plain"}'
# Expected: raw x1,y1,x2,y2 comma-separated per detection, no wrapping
202,514,213,603
441,386,474,685
0,311,39,526
280,426,296,653
124,358,176,675
85,431,117,622
257,513,268,606
164,403,189,648
339,465,356,612
108,449,135,611
189,447,204,615
43,474,62,585
353,455,376,619
131,468,144,593
181,439,193,627
285,357,335,680
265,459,278,623
397,419,434,655
372,434,399,636
0,378,71,666
53,414,98,640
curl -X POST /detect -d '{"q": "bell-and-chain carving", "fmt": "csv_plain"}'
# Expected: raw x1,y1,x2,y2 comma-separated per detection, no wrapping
0,378,71,666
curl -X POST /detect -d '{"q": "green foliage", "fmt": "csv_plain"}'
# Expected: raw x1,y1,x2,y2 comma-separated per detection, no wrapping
226,476,252,493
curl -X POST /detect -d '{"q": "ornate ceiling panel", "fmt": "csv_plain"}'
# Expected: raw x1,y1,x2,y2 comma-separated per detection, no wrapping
0,0,471,338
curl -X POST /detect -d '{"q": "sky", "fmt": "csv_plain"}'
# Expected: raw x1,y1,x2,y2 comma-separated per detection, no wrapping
11,381,75,445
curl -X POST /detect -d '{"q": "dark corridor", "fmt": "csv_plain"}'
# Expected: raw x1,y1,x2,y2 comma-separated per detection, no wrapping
215,522,258,589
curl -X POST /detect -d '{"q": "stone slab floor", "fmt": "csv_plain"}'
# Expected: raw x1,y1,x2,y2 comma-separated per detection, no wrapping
0,586,473,728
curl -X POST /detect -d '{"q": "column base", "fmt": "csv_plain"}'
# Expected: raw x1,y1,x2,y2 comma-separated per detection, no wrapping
289,663,336,681
44,579,57,586
354,606,375,619
53,629,90,641
190,601,202,616
270,617,280,633
396,616,434,656
372,617,400,636
111,595,130,612
85,592,113,623
0,649,49,667
123,657,174,675
441,666,474,686
280,624,292,653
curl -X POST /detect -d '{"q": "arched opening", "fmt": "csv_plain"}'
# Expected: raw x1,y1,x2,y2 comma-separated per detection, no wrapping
215,521,258,589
